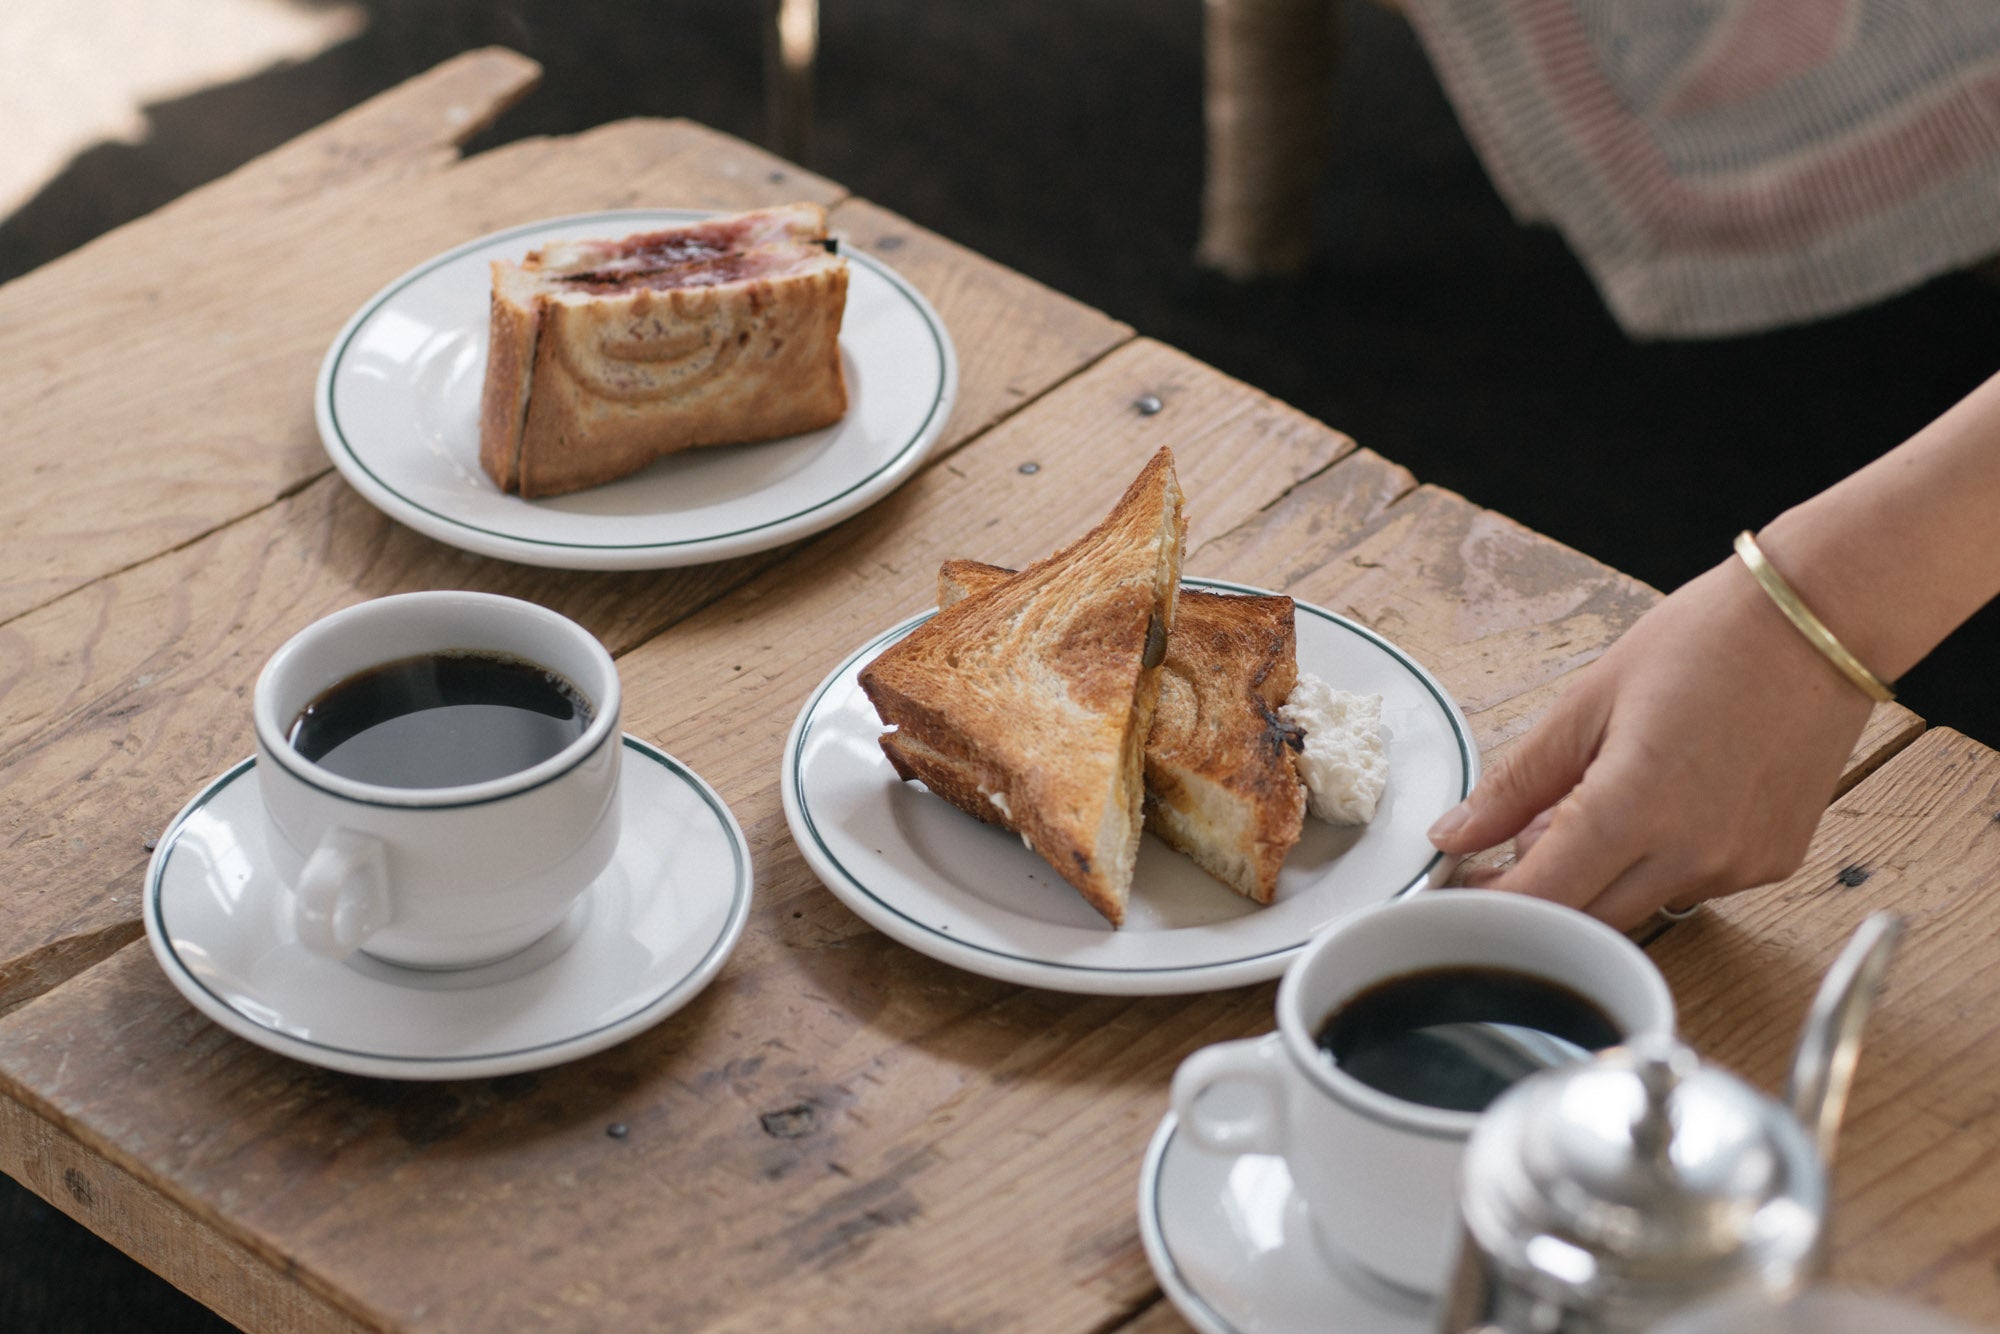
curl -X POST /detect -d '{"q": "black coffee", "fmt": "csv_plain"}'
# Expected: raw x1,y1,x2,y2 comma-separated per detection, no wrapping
288,651,593,789
1315,966,1621,1113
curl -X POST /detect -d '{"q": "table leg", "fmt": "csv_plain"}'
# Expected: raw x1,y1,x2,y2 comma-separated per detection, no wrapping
1197,0,1341,280
764,0,819,163
0,1097,361,1333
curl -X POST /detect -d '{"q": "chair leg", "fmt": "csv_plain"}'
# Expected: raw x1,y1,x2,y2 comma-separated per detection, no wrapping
1197,0,1340,280
764,0,818,163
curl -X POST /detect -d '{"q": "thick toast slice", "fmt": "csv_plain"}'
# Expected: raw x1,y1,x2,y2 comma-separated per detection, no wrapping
942,563,1306,905
478,203,848,498
858,449,1186,926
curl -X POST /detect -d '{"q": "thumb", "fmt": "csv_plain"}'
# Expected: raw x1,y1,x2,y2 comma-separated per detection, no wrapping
1428,689,1602,853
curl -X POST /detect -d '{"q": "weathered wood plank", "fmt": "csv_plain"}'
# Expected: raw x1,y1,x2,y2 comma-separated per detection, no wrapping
1213,485,1921,883
1198,478,1653,749
0,1096,364,1334
2,316,1974,1332
1116,1300,1198,1333
1652,727,2000,1325
159,47,543,214
0,935,1275,1334
0,339,1350,1333
0,207,1126,1018
608,337,1356,870
829,197,1130,454
0,477,786,1018
0,112,840,624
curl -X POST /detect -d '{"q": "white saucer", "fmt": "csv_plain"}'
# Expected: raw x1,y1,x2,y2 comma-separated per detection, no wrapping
314,209,958,569
143,736,753,1080
780,580,1478,995
1138,1112,1435,1334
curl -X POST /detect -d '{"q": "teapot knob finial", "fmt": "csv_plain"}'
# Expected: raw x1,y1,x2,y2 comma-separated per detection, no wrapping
1630,1041,1696,1171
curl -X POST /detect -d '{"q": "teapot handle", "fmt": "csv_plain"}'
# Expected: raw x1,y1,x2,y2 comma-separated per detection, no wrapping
1783,910,1904,1166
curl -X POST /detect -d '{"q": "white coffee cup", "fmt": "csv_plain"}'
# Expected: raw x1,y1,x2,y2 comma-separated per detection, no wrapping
253,591,623,970
1170,890,1676,1297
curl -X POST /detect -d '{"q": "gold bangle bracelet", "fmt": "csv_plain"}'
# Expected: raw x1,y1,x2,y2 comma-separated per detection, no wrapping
1734,531,1895,704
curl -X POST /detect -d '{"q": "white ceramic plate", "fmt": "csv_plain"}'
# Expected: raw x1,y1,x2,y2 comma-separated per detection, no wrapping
314,209,958,569
144,736,753,1080
1138,1113,1435,1334
780,580,1478,995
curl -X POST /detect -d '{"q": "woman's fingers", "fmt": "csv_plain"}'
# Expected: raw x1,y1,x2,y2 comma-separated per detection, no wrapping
1428,685,1604,855
1478,776,1649,913
1429,554,1880,923
1511,807,1555,861
1570,863,1709,932
1452,807,1553,884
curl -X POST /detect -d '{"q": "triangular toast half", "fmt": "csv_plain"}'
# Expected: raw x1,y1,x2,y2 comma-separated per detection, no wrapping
858,449,1186,926
942,564,1306,905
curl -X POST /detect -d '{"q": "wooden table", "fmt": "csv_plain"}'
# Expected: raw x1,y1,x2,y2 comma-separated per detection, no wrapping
1,49,1994,1333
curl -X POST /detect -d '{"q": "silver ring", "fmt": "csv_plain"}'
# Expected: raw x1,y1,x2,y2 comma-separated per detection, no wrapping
1656,902,1700,921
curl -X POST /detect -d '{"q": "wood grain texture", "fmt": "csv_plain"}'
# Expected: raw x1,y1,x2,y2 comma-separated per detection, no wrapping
157,47,545,213
1652,726,2000,1325
0,1096,360,1334
0,100,1132,632
0,476,781,1018
1195,476,1653,752
0,338,1351,1333
1215,481,1923,883
1,54,1981,1334
3,314,1954,1331
0,106,845,623
0,141,1128,1017
1116,1301,1198,1333
0,937,1276,1334
829,197,1130,454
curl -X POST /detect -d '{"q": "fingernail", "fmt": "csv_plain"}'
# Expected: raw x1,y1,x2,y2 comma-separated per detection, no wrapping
1428,802,1471,844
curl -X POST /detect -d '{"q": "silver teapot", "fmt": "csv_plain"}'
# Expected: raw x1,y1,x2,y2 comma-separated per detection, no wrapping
1438,911,1903,1334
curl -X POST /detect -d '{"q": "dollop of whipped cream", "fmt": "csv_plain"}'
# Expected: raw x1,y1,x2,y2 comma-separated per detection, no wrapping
1279,672,1388,824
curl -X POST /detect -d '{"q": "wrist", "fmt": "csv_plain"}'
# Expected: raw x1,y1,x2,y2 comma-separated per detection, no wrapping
1733,531,1894,704
1753,509,1935,685
1756,374,2000,681
1712,552,1876,715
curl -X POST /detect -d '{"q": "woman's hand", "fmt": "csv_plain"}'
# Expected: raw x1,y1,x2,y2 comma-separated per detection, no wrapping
1426,557,1877,929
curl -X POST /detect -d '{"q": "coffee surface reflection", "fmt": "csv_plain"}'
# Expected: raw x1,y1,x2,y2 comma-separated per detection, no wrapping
1316,965,1622,1112
288,650,593,789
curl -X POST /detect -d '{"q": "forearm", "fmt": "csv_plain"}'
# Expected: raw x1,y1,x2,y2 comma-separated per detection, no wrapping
1755,369,2000,686
1428,371,2000,922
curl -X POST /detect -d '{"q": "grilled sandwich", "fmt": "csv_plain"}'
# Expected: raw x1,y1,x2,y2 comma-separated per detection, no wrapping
479,203,848,498
858,448,1186,926
941,564,1306,905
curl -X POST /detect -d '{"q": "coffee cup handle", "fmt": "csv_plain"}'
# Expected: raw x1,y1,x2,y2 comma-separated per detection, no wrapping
1172,1034,1290,1156
293,828,394,960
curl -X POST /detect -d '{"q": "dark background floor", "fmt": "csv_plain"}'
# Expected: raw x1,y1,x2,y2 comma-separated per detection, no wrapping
4,2,1996,1329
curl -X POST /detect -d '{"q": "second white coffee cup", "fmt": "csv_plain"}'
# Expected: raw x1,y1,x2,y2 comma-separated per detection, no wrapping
1170,890,1676,1297
253,591,623,970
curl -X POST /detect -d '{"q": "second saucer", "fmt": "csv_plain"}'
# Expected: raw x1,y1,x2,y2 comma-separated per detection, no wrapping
1138,1112,1434,1334
144,735,752,1081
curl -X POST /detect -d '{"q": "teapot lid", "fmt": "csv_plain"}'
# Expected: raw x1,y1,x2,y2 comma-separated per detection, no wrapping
1460,1033,1826,1300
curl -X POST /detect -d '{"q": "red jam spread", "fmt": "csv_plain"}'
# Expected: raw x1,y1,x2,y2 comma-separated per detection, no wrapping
542,217,822,293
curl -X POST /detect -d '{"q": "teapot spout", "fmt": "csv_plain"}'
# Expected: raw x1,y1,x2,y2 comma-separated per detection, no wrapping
1783,911,1904,1167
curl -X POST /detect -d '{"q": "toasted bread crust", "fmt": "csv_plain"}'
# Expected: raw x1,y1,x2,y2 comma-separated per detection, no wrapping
860,449,1186,926
477,204,849,498
517,265,847,496
1144,590,1305,903
942,562,1305,904
478,275,541,492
